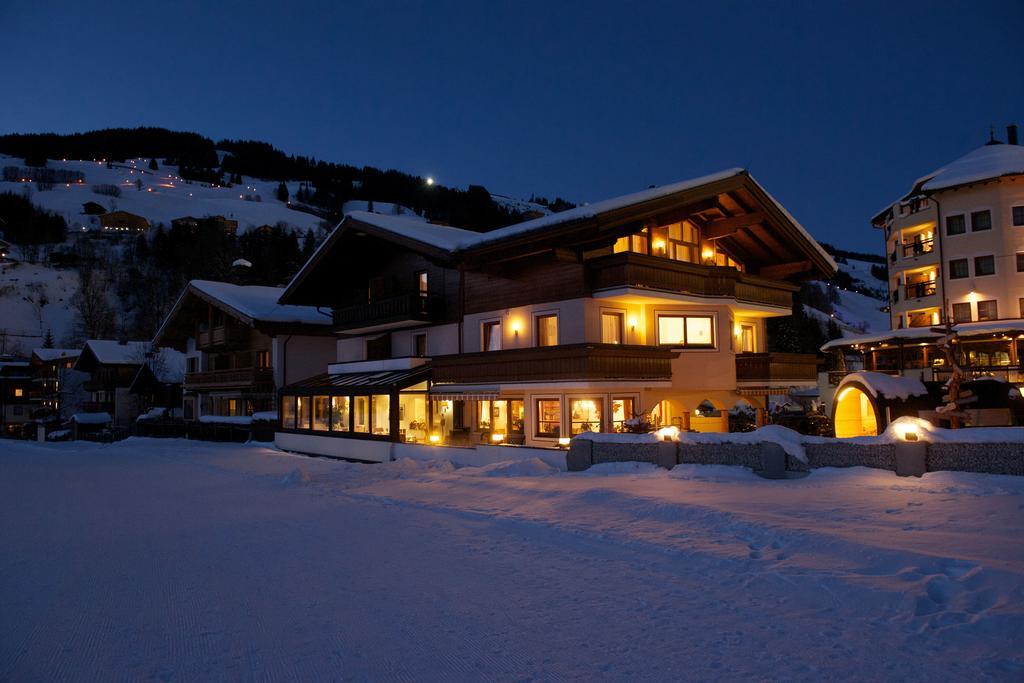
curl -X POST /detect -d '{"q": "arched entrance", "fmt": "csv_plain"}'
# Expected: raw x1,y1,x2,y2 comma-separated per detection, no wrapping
832,385,879,438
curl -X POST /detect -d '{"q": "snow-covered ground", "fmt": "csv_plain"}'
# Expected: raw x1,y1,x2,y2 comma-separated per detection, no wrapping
0,155,324,234
2,439,1021,680
808,256,890,335
0,259,78,349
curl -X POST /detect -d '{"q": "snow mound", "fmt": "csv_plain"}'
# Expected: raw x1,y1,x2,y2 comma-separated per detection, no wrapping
278,468,312,487
669,464,760,482
582,461,663,476
876,416,1024,445
459,458,560,477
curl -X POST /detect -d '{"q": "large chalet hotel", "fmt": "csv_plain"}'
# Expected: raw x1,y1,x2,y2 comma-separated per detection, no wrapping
269,169,835,460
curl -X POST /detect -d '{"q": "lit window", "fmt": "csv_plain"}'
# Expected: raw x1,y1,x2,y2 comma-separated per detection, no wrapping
952,302,972,323
739,323,756,353
417,271,428,295
14,388,23,398
601,312,624,344
312,396,330,431
399,392,427,442
536,314,558,347
570,398,602,435
372,395,390,436
353,396,370,433
977,300,998,321
482,321,502,351
331,396,350,432
611,397,635,432
296,396,311,429
535,398,561,438
657,314,715,348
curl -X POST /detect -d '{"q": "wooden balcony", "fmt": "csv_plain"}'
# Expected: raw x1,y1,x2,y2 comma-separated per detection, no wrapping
587,253,796,309
431,344,677,384
184,367,274,391
333,293,440,333
735,352,818,383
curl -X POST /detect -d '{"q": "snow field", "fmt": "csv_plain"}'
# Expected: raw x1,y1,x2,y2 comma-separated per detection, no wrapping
1,438,1022,680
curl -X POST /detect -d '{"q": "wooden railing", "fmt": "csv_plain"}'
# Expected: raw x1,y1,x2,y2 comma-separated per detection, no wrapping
197,325,229,349
905,281,937,299
184,367,274,390
735,352,818,383
432,344,677,384
333,293,440,331
587,253,796,309
902,238,934,258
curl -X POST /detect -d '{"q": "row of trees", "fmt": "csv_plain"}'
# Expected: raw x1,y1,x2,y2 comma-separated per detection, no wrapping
0,192,67,243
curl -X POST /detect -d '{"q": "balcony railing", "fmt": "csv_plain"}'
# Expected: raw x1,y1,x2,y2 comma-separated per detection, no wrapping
431,344,677,384
902,238,934,258
333,293,440,332
904,281,937,299
184,367,274,390
735,352,818,383
197,325,229,349
587,253,796,309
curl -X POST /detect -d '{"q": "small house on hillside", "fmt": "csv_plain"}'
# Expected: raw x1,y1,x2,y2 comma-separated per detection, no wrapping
100,211,150,234
171,215,239,236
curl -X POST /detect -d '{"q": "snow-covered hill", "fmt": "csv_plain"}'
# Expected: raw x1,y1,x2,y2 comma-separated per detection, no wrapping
0,156,324,234
806,256,890,336
0,258,79,352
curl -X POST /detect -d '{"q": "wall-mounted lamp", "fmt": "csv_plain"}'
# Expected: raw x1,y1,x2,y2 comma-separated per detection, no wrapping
511,320,521,336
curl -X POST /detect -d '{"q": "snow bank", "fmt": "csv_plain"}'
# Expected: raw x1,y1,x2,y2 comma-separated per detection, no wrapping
875,416,1024,445
458,458,560,477
198,415,252,425
251,411,278,422
582,461,663,476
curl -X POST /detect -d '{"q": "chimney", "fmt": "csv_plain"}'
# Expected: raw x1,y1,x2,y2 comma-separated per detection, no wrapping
1008,124,1019,146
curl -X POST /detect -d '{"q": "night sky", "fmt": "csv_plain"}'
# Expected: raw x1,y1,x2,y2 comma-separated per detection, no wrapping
3,1,1022,252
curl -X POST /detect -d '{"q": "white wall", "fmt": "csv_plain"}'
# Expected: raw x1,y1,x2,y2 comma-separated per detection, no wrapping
274,432,394,462
274,334,337,386
462,299,588,352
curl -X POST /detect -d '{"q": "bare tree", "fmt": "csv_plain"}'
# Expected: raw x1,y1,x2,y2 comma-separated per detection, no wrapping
70,268,116,342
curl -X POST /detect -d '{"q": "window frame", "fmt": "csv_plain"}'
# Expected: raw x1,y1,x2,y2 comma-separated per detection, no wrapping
945,213,966,236
970,209,992,232
973,254,996,277
535,313,559,347
1013,206,1024,227
951,302,972,323
534,397,562,438
655,312,716,349
976,299,998,322
413,332,427,358
948,258,969,280
600,310,625,345
481,319,502,352
568,396,604,435
416,270,428,295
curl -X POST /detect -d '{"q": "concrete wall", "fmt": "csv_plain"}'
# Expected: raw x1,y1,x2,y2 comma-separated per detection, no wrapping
275,335,337,386
568,438,1024,476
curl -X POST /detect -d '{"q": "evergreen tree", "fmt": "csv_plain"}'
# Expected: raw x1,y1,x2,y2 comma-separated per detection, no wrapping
276,182,289,202
42,329,54,348
827,318,842,340
148,158,158,171
135,178,143,191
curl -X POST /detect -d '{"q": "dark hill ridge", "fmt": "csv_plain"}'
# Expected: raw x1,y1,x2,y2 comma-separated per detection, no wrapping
0,128,527,231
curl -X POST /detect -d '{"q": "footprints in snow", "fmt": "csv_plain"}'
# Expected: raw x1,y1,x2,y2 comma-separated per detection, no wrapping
746,539,787,561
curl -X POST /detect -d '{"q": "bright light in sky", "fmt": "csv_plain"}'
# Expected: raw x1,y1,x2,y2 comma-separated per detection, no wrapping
425,177,434,186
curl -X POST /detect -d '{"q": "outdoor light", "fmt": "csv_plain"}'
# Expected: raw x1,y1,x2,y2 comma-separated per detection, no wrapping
511,320,521,335
628,316,638,330
428,434,441,444
491,433,505,443
701,247,715,262
903,429,919,442
557,437,571,448
652,238,666,252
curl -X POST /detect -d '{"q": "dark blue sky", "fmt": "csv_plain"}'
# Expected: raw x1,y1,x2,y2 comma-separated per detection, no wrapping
3,1,1022,252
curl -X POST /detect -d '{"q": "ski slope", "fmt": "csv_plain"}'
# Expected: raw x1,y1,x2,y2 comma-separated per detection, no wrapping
0,155,324,234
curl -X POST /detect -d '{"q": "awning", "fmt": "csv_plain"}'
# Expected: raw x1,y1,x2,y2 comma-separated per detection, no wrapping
429,385,501,401
282,365,431,394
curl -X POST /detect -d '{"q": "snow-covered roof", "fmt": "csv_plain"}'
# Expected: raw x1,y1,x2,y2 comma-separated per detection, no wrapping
822,319,1024,351
918,144,1024,193
71,412,112,424
345,211,482,252
32,348,80,362
821,327,942,351
82,340,150,365
836,371,928,401
189,280,332,326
